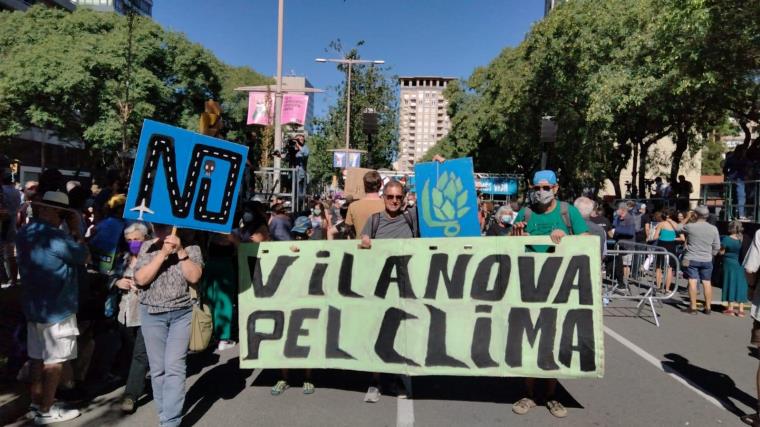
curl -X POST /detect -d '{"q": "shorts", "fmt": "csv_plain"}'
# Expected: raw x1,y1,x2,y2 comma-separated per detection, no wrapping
622,254,633,267
752,320,760,346
27,314,79,364
684,260,713,281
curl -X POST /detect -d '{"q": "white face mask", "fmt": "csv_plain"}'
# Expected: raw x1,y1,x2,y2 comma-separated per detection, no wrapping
500,214,512,225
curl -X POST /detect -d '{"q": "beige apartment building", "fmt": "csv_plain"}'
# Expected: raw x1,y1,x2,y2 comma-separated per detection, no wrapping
396,76,454,172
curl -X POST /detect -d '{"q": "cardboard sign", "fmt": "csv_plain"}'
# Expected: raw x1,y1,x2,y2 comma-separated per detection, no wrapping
415,158,480,237
238,236,604,378
343,167,374,199
123,120,248,233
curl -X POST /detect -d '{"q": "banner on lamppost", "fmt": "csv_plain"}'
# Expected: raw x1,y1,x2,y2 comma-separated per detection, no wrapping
281,94,309,126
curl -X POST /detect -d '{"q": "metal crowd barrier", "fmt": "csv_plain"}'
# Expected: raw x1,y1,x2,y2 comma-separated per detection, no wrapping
604,240,681,327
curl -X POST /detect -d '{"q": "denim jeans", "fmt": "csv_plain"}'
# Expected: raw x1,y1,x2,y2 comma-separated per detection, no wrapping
140,305,192,427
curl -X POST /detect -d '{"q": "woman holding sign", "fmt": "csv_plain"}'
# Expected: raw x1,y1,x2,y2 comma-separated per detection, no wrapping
135,225,203,427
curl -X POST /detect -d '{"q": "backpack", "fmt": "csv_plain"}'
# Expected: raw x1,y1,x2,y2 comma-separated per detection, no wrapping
522,201,574,235
369,211,418,238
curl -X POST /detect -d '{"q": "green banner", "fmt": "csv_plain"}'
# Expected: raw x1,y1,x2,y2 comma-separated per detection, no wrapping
238,236,604,378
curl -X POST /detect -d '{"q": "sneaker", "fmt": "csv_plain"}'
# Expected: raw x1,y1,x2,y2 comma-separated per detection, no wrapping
271,380,289,396
364,386,381,403
120,396,136,413
303,381,315,395
546,399,567,418
25,404,39,420
34,403,80,425
512,397,537,415
217,340,237,351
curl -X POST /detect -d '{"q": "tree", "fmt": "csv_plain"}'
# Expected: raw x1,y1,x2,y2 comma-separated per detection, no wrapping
432,0,759,198
307,40,399,191
0,6,267,172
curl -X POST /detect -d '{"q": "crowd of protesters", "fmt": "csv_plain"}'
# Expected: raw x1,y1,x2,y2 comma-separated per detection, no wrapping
4,151,760,425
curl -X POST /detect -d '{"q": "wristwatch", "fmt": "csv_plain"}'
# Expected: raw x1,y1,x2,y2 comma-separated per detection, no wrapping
178,254,190,262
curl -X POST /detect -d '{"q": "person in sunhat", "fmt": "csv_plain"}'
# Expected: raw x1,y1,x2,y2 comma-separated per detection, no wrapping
16,191,88,424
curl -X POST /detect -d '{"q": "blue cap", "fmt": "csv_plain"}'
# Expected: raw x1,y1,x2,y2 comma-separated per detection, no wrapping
532,170,557,185
291,216,312,234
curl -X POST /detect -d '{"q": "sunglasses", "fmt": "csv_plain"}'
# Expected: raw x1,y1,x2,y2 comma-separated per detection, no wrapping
531,185,553,191
384,194,404,201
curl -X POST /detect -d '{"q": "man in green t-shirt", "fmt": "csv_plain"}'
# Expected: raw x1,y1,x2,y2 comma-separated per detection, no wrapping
510,169,589,418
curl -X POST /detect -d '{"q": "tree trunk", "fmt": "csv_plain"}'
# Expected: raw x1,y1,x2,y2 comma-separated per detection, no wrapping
670,127,689,184
638,140,655,198
631,141,639,198
740,119,753,147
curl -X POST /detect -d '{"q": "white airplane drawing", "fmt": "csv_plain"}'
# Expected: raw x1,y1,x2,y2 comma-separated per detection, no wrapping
130,198,154,221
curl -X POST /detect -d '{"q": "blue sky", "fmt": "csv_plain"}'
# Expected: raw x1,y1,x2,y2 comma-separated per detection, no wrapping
153,0,544,116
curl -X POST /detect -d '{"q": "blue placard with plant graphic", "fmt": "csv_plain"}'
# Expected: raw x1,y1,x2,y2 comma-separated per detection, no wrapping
414,157,480,237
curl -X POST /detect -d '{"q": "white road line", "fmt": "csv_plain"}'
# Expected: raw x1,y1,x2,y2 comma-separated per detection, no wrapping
604,325,724,408
397,376,415,427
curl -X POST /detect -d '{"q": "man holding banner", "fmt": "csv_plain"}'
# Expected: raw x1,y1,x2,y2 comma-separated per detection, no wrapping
511,169,589,418
359,179,418,402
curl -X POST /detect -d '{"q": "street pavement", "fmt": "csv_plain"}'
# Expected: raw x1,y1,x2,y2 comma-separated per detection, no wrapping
2,286,757,427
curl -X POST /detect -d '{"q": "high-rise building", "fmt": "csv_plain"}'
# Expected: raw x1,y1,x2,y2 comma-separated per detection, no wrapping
0,0,75,12
397,76,454,172
545,0,564,15
71,0,152,16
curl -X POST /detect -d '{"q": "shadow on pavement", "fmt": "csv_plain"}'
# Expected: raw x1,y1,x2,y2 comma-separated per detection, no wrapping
181,357,253,426
411,375,582,408
662,353,757,418
253,369,582,408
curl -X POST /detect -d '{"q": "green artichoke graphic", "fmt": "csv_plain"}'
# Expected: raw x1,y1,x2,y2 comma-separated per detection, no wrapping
421,171,470,236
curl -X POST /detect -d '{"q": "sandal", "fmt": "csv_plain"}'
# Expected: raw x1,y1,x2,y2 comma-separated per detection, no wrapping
724,309,736,316
303,381,315,395
512,397,537,415
546,399,568,418
271,380,289,396
738,312,746,318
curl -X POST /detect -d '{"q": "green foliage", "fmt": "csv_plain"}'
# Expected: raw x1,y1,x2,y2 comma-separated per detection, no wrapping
0,6,268,168
307,40,398,191
434,0,759,197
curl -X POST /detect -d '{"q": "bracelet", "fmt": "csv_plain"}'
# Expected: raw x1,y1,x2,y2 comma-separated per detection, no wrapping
178,254,189,262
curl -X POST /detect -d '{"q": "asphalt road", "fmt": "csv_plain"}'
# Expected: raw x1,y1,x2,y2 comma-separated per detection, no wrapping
4,287,758,427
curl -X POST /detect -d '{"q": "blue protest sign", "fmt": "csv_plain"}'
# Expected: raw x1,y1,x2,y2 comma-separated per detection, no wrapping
123,120,248,233
414,157,480,237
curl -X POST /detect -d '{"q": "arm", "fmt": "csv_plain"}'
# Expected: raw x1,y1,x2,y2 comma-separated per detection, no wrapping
134,247,168,287
712,230,721,256
177,244,203,285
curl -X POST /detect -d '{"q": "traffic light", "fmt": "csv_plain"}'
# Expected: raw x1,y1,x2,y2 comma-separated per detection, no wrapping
199,100,223,137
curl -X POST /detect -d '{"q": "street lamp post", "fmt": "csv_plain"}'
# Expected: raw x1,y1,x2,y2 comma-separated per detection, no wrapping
315,58,385,153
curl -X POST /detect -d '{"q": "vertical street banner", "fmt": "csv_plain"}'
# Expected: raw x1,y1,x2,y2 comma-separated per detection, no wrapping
247,92,273,126
123,120,248,233
281,94,309,126
415,157,481,237
238,236,604,378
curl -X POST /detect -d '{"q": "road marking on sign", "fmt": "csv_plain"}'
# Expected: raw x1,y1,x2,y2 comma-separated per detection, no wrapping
604,326,723,408
397,376,415,427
